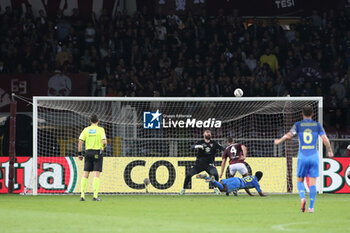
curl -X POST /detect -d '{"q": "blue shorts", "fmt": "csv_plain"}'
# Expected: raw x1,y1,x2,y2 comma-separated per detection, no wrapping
297,154,319,178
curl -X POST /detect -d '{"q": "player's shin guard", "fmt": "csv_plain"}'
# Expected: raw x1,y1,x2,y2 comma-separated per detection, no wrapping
297,182,305,200
309,185,317,209
210,181,224,191
93,177,100,198
81,177,88,198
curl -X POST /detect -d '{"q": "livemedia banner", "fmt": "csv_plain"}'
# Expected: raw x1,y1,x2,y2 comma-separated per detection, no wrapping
0,73,89,112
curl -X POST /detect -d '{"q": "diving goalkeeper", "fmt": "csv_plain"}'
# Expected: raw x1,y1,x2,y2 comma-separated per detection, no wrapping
78,114,107,201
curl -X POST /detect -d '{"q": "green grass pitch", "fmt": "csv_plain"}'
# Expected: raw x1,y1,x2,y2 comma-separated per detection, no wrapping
1,194,348,233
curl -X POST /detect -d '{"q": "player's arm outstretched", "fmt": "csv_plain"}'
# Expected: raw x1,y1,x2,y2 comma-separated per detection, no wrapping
320,134,333,157
251,185,267,197
274,132,293,145
274,127,334,157
251,172,267,197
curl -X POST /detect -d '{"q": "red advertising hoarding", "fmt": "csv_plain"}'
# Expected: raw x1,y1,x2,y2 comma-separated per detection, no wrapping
0,157,78,194
1,157,349,194
323,158,350,194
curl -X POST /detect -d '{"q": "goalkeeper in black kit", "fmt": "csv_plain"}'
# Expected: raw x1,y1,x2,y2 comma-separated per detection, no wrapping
179,129,224,195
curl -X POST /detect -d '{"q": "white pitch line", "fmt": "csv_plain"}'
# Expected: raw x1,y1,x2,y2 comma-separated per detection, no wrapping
271,222,310,232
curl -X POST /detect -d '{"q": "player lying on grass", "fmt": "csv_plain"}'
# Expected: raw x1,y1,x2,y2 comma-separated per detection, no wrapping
197,171,266,196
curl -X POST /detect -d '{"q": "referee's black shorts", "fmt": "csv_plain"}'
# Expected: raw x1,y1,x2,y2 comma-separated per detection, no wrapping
84,150,103,172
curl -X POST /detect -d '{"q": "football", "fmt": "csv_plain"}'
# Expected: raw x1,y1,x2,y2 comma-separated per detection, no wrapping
234,88,244,97
144,178,150,185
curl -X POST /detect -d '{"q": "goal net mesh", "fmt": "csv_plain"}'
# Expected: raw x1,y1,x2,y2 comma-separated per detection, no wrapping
32,98,321,194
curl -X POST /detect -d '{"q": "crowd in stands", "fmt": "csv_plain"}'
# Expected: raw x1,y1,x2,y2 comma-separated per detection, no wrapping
1,5,350,133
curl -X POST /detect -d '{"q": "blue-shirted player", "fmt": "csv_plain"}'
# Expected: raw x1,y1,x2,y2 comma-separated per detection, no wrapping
274,105,333,213
197,171,266,196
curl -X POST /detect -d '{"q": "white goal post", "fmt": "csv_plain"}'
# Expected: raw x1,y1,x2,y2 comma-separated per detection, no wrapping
31,96,323,195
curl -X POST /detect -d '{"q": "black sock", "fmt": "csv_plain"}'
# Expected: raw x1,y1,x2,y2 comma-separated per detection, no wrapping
183,175,192,189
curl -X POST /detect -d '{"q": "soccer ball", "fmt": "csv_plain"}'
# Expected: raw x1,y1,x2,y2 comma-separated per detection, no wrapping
234,88,243,97
144,178,150,185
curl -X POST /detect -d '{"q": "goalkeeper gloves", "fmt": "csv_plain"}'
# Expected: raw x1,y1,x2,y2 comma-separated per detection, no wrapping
194,145,204,150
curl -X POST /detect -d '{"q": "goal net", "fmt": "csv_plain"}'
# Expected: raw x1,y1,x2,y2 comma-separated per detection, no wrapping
31,97,323,195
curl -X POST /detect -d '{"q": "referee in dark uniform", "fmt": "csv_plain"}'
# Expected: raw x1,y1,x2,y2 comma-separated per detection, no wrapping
179,129,224,195
78,115,107,201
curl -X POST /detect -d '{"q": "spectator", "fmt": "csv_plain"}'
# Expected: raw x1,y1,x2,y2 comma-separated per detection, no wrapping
311,10,322,28
56,44,70,67
56,18,71,41
85,23,96,45
260,48,279,73
155,20,167,45
330,76,346,102
245,54,257,73
285,24,296,43
0,4,348,137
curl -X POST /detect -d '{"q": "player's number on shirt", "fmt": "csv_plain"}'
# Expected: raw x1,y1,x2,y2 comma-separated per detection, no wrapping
243,176,253,183
303,128,313,144
230,146,237,155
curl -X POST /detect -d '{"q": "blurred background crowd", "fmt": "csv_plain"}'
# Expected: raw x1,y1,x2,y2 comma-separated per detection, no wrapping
0,2,350,155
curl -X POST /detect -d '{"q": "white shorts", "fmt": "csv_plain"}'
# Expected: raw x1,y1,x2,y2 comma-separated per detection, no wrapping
229,163,248,176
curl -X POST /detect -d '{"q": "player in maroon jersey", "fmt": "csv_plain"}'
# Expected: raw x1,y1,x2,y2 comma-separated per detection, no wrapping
220,137,253,196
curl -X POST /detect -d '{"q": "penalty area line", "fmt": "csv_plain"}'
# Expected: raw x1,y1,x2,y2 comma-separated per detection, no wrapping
271,222,310,232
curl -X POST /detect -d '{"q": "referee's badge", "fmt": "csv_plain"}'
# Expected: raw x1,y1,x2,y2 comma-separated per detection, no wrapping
95,154,99,159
